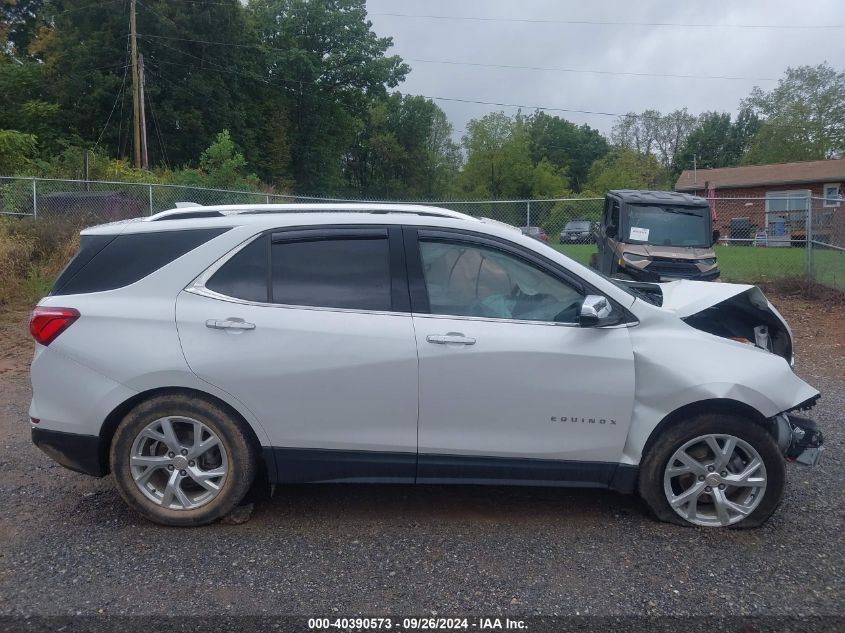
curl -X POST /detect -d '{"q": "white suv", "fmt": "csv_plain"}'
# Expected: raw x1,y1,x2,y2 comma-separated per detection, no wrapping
29,204,824,528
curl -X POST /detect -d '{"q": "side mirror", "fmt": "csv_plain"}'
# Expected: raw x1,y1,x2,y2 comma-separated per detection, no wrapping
579,295,613,327
606,225,618,238
712,229,721,246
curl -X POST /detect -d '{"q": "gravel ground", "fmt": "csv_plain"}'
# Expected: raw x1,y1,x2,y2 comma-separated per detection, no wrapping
0,368,843,621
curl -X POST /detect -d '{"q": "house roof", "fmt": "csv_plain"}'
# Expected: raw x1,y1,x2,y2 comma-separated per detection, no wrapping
675,159,845,191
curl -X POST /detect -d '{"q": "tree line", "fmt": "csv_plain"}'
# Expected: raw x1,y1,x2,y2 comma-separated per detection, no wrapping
1,0,843,200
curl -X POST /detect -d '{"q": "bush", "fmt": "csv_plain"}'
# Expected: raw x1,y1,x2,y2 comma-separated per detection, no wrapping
0,217,80,306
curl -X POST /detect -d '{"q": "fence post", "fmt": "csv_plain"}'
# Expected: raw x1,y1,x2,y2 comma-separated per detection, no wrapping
266,194,270,204
806,201,813,280
149,184,154,216
526,200,531,227
31,178,38,219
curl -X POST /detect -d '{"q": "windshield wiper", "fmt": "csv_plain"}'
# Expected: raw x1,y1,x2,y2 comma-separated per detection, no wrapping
662,208,705,217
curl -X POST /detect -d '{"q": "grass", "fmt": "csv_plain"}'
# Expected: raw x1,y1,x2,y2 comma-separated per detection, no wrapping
548,241,845,290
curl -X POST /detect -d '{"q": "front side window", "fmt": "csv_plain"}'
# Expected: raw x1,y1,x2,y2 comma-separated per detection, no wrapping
419,240,583,323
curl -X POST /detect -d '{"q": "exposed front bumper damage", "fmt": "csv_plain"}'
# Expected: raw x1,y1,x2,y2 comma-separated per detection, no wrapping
773,411,825,467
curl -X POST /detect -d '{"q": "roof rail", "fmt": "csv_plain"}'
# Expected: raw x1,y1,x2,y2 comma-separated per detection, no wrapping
147,203,477,222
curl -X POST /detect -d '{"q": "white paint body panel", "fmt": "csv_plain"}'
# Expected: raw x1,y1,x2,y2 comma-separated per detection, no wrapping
414,315,635,462
175,291,419,453
29,206,821,472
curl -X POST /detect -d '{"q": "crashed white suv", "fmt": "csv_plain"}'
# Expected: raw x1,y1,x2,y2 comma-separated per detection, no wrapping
29,204,823,528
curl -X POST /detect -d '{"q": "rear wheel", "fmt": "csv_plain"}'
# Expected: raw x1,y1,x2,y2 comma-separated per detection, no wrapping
638,414,785,528
110,394,258,526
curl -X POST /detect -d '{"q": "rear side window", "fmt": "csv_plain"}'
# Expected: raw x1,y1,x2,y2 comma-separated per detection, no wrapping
271,237,390,310
206,236,269,303
205,231,392,311
52,228,228,295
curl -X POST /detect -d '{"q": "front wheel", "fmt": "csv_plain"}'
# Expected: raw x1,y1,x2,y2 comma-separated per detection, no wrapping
110,394,258,526
638,414,785,528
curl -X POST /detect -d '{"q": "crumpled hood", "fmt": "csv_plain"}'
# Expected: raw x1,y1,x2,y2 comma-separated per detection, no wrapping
657,279,756,318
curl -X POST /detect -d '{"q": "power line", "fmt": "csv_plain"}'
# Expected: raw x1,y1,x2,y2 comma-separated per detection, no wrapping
92,36,131,151
369,12,845,29
145,87,170,169
137,33,782,84
408,58,779,82
42,0,123,17
424,96,653,120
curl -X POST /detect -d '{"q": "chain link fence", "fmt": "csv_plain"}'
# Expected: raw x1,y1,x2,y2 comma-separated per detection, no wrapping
1,176,843,292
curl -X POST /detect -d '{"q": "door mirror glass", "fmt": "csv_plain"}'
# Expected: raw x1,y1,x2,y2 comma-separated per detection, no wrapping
579,295,613,327
606,225,618,239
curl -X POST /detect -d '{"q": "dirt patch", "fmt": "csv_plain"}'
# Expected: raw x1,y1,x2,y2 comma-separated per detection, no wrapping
763,284,845,381
0,306,34,378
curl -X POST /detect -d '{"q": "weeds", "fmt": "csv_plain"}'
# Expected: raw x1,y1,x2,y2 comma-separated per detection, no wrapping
0,217,80,307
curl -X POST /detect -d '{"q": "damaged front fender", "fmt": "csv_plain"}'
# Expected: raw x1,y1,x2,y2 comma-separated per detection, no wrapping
619,303,819,464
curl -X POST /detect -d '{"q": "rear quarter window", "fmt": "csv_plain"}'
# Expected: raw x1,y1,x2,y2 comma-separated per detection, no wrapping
52,228,229,295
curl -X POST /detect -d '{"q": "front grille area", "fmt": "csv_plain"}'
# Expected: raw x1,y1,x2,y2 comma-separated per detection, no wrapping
645,258,700,278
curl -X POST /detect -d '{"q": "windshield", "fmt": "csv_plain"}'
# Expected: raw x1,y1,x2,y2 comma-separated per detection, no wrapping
624,205,710,247
565,221,590,230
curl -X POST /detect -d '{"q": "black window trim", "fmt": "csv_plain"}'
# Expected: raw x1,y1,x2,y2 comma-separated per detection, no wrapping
403,225,637,326
193,224,411,314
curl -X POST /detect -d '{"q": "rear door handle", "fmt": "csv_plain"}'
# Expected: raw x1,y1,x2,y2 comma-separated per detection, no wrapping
426,333,476,346
205,318,256,331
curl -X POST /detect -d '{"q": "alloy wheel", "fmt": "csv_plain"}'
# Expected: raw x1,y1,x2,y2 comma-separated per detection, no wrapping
663,433,767,527
129,416,228,510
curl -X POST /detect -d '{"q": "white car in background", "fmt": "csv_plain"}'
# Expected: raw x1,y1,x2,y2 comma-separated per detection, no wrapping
29,204,823,527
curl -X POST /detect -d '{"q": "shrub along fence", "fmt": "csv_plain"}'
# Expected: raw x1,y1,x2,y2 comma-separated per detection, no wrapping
1,176,843,292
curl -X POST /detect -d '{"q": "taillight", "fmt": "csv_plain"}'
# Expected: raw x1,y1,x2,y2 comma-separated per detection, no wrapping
29,307,80,346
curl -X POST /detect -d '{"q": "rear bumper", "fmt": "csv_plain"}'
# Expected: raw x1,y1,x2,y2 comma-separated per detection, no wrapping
31,427,107,477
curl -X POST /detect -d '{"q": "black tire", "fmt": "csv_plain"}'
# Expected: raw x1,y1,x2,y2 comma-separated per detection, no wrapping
638,413,785,529
110,393,259,527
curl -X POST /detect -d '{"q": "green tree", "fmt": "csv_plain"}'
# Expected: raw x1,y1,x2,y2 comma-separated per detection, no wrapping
459,112,569,199
179,129,259,190
674,109,760,174
1,0,45,56
742,63,845,164
250,0,409,194
19,0,264,170
586,148,669,193
612,109,698,171
0,129,37,174
526,112,608,191
343,93,459,198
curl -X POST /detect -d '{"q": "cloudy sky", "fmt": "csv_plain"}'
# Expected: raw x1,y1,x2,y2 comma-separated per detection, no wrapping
365,0,845,139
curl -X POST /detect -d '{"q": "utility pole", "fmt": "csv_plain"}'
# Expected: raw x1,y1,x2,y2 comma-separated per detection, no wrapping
130,0,141,168
138,54,149,168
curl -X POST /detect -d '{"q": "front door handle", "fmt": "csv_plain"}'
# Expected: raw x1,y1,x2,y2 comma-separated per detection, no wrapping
205,318,256,331
426,333,476,346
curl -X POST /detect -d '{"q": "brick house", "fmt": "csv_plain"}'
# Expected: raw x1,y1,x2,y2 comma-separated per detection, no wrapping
675,159,845,247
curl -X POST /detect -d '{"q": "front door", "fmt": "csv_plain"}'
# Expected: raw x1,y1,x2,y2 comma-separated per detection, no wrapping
405,228,636,486
176,226,419,482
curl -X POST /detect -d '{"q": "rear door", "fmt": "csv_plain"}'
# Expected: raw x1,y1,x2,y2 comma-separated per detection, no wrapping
175,225,419,482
